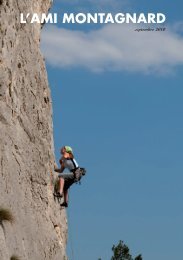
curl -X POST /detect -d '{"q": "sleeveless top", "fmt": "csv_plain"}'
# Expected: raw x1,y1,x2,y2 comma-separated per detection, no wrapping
62,158,79,171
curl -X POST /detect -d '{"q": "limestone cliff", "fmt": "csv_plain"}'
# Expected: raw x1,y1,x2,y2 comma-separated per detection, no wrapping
0,1,67,259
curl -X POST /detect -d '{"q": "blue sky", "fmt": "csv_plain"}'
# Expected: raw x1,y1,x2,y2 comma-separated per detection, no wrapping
41,1,183,259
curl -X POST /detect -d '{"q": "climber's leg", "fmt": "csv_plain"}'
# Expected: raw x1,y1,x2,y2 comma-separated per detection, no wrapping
63,189,68,204
61,189,68,207
59,177,65,195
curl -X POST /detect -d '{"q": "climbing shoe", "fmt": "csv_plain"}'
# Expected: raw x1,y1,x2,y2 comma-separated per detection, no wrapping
60,202,68,208
53,192,63,198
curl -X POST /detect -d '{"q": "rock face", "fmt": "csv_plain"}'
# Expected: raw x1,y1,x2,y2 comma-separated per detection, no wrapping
0,1,67,259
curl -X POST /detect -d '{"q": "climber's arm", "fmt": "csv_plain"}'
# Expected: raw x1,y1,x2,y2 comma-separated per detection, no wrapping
54,167,64,173
54,165,65,173
54,157,65,173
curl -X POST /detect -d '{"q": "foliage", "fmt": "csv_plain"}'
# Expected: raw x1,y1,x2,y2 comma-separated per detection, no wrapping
134,255,142,260
111,240,142,260
0,207,14,224
10,255,21,260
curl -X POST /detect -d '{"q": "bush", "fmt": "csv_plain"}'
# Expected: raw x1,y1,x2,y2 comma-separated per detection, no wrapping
10,255,20,260
0,207,14,224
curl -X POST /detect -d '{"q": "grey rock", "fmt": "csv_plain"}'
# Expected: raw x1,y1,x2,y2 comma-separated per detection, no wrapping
0,0,67,259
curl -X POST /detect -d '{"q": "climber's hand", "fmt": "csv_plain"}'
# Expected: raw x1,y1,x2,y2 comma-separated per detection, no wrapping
54,163,58,171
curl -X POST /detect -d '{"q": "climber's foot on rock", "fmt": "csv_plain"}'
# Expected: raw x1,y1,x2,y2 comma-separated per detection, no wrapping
53,192,63,198
60,202,68,208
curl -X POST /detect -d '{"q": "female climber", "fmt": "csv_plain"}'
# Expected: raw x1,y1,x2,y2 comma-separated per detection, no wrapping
54,146,79,207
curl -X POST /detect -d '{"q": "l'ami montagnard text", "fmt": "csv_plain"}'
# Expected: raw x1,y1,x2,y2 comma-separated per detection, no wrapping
20,13,166,24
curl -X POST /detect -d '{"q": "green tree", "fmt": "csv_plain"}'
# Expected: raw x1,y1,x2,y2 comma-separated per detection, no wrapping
134,255,142,260
111,240,142,260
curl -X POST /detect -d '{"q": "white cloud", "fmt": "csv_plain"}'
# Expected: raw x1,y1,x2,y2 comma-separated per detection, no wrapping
41,24,183,74
54,0,128,12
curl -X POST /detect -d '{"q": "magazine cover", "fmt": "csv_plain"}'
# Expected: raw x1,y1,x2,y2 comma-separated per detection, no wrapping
0,0,183,260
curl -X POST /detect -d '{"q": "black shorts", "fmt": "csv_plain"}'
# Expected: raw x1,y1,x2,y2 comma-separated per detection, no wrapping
58,172,75,191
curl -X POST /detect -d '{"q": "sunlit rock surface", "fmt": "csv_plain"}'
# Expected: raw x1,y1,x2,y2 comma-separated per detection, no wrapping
0,1,67,259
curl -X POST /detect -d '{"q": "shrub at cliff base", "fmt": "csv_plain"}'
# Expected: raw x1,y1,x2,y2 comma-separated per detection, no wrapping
0,207,14,224
10,255,21,260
